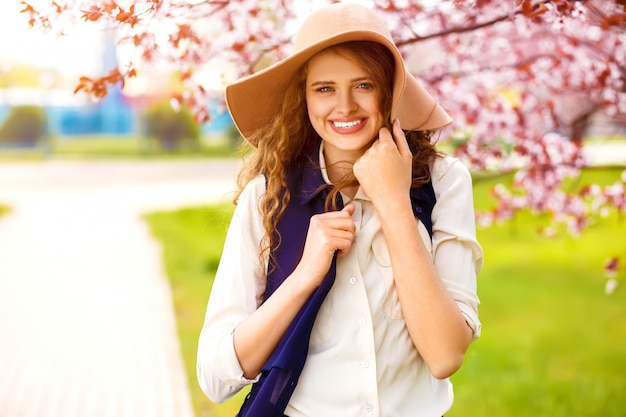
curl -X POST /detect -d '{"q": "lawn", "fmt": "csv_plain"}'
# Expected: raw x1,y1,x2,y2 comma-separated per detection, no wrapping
0,135,240,160
447,168,626,416
144,167,626,417
145,204,248,417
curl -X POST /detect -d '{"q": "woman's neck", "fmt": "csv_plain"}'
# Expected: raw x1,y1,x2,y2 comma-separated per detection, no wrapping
322,147,361,199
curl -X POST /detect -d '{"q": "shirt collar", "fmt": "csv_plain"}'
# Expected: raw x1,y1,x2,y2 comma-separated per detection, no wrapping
298,144,433,223
299,143,370,205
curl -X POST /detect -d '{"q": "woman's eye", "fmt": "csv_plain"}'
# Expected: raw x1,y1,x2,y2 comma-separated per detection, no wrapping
357,82,373,89
315,85,333,93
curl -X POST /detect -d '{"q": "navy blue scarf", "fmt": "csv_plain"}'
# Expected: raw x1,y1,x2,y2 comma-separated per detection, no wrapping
236,152,435,417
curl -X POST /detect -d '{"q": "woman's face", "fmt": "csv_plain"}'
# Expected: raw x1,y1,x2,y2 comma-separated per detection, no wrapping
305,49,384,164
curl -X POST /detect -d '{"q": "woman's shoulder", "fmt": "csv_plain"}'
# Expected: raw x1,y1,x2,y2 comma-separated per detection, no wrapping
235,174,266,217
431,154,471,181
239,174,266,199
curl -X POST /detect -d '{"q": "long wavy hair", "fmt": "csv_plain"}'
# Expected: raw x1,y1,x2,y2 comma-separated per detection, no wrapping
235,41,441,262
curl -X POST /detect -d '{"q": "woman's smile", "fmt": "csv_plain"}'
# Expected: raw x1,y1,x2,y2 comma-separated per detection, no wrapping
329,117,367,133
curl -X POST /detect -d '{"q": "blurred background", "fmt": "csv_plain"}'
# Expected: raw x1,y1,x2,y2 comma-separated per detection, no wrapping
0,1,236,159
0,1,625,417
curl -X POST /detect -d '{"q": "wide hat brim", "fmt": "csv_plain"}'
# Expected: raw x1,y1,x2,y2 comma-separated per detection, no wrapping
225,3,452,146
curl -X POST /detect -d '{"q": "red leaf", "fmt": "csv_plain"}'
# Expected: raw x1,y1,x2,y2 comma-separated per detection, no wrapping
132,33,147,47
520,0,533,16
51,1,63,13
103,1,119,14
115,6,139,26
19,1,35,15
81,7,103,22
73,83,87,94
116,11,133,22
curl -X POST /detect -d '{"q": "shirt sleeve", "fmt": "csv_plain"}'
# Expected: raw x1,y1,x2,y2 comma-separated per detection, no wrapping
196,175,268,402
430,156,483,340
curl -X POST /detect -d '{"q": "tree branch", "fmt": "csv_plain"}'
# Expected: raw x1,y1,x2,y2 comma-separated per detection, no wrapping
395,10,518,47
425,53,560,84
394,0,599,47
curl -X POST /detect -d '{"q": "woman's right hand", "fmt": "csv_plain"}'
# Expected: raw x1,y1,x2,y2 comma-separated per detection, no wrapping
232,204,355,379
295,204,356,288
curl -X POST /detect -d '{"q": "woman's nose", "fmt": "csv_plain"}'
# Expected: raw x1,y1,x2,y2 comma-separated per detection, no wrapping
335,91,358,115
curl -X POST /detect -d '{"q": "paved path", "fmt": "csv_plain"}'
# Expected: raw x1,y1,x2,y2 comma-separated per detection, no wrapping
0,159,241,417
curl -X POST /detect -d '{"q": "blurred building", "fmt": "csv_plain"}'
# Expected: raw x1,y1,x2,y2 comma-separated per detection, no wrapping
0,33,232,139
0,90,137,138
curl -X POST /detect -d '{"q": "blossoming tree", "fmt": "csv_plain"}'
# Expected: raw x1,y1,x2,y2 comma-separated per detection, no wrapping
21,0,626,284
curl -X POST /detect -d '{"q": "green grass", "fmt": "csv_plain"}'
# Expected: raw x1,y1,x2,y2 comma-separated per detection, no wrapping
144,204,247,417
0,135,241,160
447,212,626,416
52,136,145,157
144,167,626,417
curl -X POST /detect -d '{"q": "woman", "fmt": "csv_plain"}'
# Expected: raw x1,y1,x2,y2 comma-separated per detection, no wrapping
197,3,482,417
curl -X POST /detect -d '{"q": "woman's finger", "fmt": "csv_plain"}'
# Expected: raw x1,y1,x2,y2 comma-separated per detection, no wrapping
392,118,411,158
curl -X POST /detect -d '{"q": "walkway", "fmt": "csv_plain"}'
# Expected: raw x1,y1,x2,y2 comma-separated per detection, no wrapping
0,159,240,417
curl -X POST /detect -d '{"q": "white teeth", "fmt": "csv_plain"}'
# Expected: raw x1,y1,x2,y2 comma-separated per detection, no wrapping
333,120,362,129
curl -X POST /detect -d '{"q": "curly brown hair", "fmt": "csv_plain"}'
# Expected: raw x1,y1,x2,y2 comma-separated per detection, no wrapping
234,41,441,261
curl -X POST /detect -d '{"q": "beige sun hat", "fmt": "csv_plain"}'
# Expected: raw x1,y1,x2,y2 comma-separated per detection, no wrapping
225,2,452,146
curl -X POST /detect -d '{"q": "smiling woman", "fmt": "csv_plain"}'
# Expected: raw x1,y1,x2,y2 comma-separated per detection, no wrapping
196,3,482,417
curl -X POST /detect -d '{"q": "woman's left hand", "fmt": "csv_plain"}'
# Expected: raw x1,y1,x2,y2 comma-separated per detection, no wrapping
353,119,412,208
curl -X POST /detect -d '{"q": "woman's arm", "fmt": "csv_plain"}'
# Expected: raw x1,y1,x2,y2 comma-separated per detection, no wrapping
374,187,474,379
197,175,356,401
354,120,477,379
233,203,355,378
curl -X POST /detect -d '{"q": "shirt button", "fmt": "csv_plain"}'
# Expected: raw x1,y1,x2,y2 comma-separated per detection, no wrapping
362,360,370,369
358,318,366,326
349,276,357,285
365,403,373,413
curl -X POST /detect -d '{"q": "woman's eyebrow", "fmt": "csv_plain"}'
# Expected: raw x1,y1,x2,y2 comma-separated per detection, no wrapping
309,80,335,87
309,76,371,86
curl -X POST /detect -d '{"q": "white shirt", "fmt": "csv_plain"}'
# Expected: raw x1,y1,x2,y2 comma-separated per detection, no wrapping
197,151,482,417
